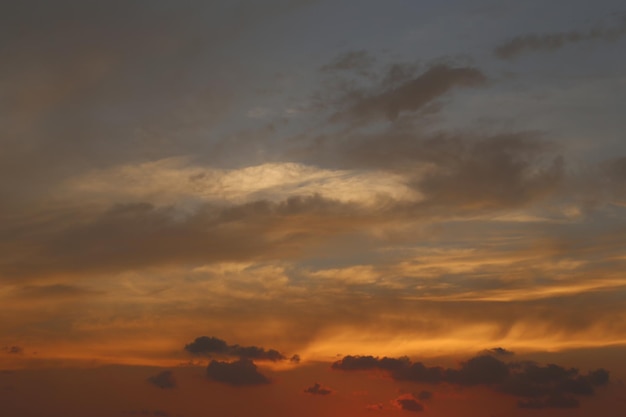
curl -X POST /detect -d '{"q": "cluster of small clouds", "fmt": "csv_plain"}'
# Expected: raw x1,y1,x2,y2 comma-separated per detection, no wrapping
181,336,299,386
157,337,611,413
2,346,23,355
332,350,609,409
184,336,296,362
303,382,333,395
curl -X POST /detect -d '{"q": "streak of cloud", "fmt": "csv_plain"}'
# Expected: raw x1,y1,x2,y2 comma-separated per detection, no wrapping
495,17,626,59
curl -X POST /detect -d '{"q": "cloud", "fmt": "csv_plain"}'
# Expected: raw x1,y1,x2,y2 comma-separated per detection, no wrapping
299,125,564,214
3,346,23,354
394,395,424,412
494,17,626,59
332,353,609,409
303,382,333,395
14,284,97,299
185,336,286,361
484,347,514,357
1,194,370,281
366,403,384,411
206,358,270,386
332,64,486,122
147,370,176,389
331,355,410,372
321,50,375,73
517,395,579,409
416,390,433,401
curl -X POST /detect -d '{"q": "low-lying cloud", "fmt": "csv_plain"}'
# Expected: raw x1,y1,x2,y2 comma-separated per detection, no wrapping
332,353,609,409
185,336,286,361
206,358,270,386
147,370,176,389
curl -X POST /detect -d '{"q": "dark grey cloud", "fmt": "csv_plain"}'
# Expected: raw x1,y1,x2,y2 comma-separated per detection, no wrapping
395,396,424,412
495,17,626,59
304,129,563,212
331,64,486,123
147,370,176,389
303,382,333,395
184,336,286,361
484,347,515,357
206,358,270,386
399,135,562,212
331,355,410,372
332,354,609,409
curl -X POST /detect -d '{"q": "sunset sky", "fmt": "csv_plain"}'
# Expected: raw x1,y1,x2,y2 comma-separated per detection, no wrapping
2,1,626,416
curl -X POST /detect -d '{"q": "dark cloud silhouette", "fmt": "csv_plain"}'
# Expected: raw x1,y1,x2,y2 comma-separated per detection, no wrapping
485,347,514,357
495,17,626,59
332,353,609,409
3,346,23,354
304,382,333,395
331,64,486,123
395,395,424,412
147,370,176,389
290,354,301,363
331,355,410,371
185,336,286,361
206,358,270,386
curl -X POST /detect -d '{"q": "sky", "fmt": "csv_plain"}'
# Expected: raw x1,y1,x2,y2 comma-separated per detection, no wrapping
1,0,626,416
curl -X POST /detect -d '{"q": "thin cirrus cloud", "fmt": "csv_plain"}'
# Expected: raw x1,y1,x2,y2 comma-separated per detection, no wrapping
494,15,626,59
